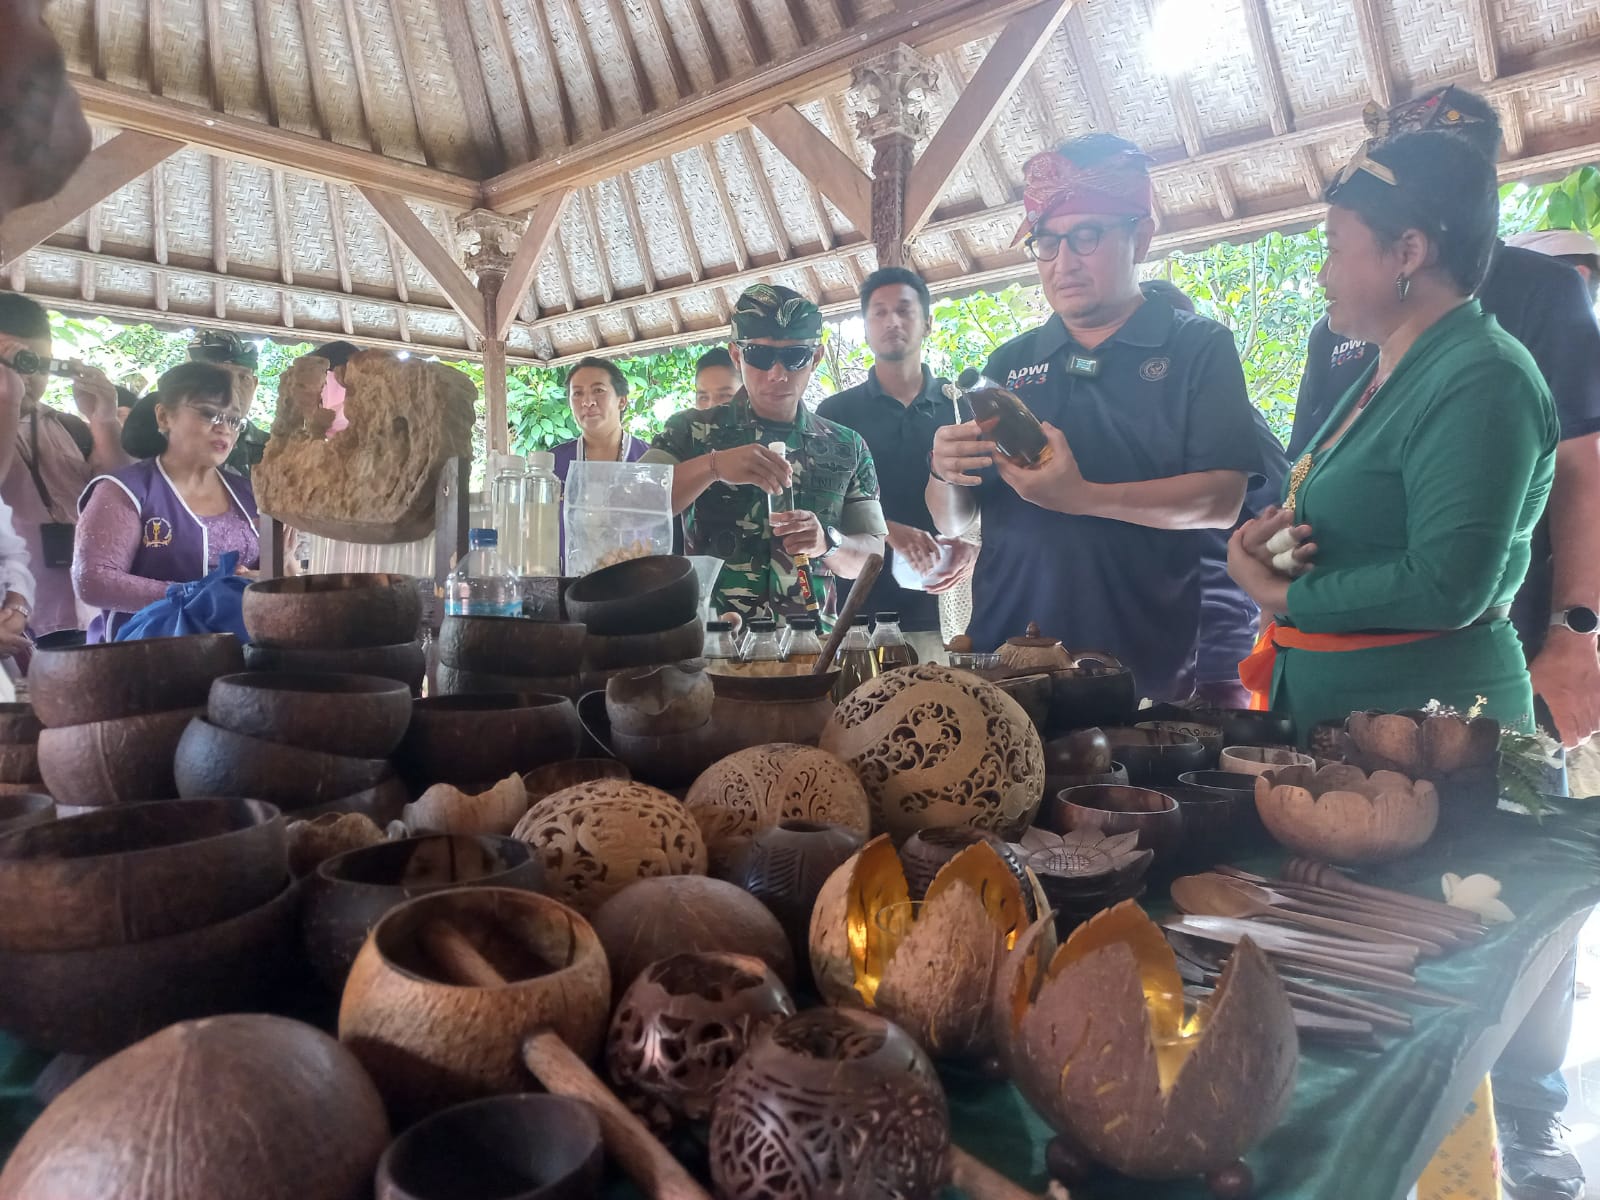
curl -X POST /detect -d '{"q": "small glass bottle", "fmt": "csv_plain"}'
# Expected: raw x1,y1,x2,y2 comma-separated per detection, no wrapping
742,618,783,664
766,440,795,515
704,620,740,663
489,453,528,573
957,369,1052,468
832,615,880,701
783,616,824,670
523,450,562,576
870,611,918,670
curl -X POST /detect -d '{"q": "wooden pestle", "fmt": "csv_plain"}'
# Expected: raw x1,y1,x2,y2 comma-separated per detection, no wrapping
418,920,714,1200
947,1145,1054,1200
812,553,884,674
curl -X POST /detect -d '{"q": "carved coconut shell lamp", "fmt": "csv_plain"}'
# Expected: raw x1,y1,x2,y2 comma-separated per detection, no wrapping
998,900,1298,1197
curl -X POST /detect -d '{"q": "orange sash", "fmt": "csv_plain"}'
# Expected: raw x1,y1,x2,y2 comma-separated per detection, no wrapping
1240,620,1443,711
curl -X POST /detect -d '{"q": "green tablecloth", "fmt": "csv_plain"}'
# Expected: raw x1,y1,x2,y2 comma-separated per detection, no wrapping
2,800,1596,1200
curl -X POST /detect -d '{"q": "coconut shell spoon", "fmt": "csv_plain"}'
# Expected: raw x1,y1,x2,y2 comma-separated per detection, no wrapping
1281,858,1485,927
1173,874,1446,956
1213,865,1481,942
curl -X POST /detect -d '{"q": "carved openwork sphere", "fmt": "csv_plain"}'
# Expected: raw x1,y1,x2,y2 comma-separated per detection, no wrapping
819,664,1044,842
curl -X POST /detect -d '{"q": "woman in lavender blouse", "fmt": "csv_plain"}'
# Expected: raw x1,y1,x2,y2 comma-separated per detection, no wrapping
549,357,649,483
72,362,258,642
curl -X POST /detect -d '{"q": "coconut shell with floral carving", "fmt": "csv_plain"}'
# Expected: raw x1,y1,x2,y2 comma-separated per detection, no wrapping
606,951,795,1123
1256,762,1438,864
510,779,707,914
684,743,870,873
805,834,1034,1060
819,664,1044,842
999,901,1297,1185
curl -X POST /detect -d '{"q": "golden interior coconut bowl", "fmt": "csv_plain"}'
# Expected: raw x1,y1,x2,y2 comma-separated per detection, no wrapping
996,900,1297,1189
807,833,1042,1061
1254,762,1438,865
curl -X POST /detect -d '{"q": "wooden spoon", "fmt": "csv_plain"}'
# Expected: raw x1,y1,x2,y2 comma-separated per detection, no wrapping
1171,875,1433,958
1280,858,1485,926
1160,915,1419,978
1213,865,1481,942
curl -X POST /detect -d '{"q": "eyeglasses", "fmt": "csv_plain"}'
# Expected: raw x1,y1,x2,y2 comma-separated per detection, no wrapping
187,403,248,433
737,342,819,373
1023,217,1141,262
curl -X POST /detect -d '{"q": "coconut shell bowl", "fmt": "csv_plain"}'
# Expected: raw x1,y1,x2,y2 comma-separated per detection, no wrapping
1101,726,1209,786
243,572,421,650
1045,783,1184,871
1255,763,1439,865
1013,827,1153,936
998,901,1298,1198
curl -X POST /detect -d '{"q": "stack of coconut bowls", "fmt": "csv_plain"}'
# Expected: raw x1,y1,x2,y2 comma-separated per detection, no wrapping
0,702,45,798
31,635,244,814
176,672,413,825
435,615,588,698
0,797,294,1060
241,573,426,697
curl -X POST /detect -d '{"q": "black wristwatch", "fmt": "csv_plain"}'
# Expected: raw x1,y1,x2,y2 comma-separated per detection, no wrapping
1551,606,1600,635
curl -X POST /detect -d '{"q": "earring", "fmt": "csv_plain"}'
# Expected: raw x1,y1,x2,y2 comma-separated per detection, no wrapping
1396,274,1411,301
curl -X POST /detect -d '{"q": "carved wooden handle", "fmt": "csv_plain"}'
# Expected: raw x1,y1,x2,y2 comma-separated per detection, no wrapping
947,1146,1049,1200
812,552,884,675
1281,859,1483,926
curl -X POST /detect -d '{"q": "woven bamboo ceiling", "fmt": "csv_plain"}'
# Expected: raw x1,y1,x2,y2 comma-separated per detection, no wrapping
3,0,1600,367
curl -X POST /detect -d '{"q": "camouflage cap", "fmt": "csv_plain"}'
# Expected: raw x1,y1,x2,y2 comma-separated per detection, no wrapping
731,283,823,342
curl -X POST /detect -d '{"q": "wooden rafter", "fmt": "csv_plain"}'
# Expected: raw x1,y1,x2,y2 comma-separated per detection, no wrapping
736,130,792,259
325,183,355,334
1296,146,1324,201
250,0,281,128
1240,0,1292,135
386,11,436,168
577,191,616,304
200,0,226,110
1349,0,1394,110
81,201,98,301
495,190,573,339
147,0,165,97
212,158,228,317
705,143,751,271
72,78,481,208
730,0,770,67
1211,165,1239,220
685,0,729,83
480,0,541,161
291,0,335,140
821,95,859,164
359,188,487,335
481,0,1053,210
661,161,705,281
749,105,873,233
551,0,616,130
1060,6,1116,133
437,0,508,174
0,131,182,266
151,160,169,312
601,0,657,114
638,0,692,100
905,0,1074,234
92,0,109,79
616,173,656,292
1501,92,1526,158
932,52,1014,208
270,169,295,327
336,0,384,153
515,0,577,147
783,0,816,44
1467,0,1500,83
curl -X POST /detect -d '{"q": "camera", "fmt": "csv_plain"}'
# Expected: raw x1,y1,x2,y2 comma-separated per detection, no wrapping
0,349,75,378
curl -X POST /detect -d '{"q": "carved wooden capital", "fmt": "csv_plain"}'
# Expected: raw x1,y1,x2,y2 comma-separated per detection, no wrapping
851,44,939,145
454,208,527,278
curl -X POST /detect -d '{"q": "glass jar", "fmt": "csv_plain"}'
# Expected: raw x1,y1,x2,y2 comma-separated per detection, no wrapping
742,618,783,664
869,611,917,670
832,615,880,702
704,620,740,662
783,617,824,670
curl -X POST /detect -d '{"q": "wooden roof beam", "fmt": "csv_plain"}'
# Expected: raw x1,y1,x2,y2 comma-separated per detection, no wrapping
1,130,182,266
1350,0,1394,110
337,0,385,154
905,0,1074,235
638,0,692,100
249,0,281,128
438,0,510,174
71,78,482,208
496,190,573,339
749,105,873,233
1061,7,1116,132
360,188,488,336
1467,0,1500,83
737,130,792,259
480,0,542,160
661,160,705,282
931,52,1013,209
480,0,1051,211
552,0,617,130
601,0,657,113
1240,0,1292,135
516,0,577,147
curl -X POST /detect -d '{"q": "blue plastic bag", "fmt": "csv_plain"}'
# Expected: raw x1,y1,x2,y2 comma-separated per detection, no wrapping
115,551,251,642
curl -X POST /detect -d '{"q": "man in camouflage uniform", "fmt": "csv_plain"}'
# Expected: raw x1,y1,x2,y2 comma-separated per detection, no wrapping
644,284,887,620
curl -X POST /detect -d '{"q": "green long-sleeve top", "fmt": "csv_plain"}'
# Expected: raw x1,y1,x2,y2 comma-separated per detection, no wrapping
1274,301,1557,737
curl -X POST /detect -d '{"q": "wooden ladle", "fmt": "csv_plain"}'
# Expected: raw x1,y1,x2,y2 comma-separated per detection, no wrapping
1173,874,1444,956
420,920,1044,1200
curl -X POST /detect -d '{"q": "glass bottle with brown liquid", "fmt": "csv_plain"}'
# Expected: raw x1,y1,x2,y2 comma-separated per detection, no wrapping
957,368,1052,468
832,615,880,702
782,616,824,671
869,611,917,670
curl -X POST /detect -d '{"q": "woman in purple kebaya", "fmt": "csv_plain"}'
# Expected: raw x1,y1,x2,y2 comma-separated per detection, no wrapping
72,362,258,642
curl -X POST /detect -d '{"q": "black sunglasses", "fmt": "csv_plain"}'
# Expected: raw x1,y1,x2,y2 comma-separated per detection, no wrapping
738,342,819,372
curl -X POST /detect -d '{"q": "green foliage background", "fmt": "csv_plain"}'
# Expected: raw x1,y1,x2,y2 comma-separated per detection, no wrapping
38,170,1588,455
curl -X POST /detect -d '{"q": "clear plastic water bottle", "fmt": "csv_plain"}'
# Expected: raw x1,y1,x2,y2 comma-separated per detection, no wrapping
445,528,523,617
524,451,562,577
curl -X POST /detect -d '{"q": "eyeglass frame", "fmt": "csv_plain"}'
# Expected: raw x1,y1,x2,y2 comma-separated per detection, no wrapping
1023,216,1144,262
182,400,249,434
736,341,822,373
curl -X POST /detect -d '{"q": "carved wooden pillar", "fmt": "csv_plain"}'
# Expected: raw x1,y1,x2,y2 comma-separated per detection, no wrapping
456,209,526,455
852,45,938,270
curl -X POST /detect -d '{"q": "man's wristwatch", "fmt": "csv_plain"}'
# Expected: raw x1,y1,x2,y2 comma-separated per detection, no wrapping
817,525,844,561
1550,606,1600,635
2,601,30,621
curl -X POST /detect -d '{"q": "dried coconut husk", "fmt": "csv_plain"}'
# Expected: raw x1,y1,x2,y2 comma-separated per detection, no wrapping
401,775,529,837
1256,763,1438,864
286,812,385,877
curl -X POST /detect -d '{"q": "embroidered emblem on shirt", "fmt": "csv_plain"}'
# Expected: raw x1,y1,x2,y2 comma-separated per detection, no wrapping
1140,356,1171,381
1006,363,1051,389
143,517,173,549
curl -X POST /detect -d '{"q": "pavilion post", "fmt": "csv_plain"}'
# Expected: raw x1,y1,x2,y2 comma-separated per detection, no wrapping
852,45,939,270
455,209,527,456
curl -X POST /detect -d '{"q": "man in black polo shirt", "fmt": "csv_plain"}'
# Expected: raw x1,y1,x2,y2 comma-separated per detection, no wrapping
817,268,974,647
1291,86,1599,1200
927,135,1261,703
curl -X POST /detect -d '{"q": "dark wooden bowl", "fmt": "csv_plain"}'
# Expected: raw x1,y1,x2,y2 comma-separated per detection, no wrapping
0,797,286,953
1142,705,1296,749
293,775,413,826
29,635,243,727
0,703,42,745
990,671,1052,730
606,661,714,736
522,759,630,805
38,708,201,809
396,695,583,790
0,878,298,1053
578,691,723,790
521,576,579,622
565,555,699,636
207,672,413,758
1045,762,1131,795
376,1094,603,1200
1100,726,1209,786
175,718,394,810
0,743,38,784
0,793,53,836
1047,784,1184,868
1042,660,1137,734
1043,727,1113,776
436,664,582,700
1136,720,1222,768
583,617,705,671
244,639,426,694
1170,770,1266,866
244,572,421,650
439,617,587,677
302,834,545,992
